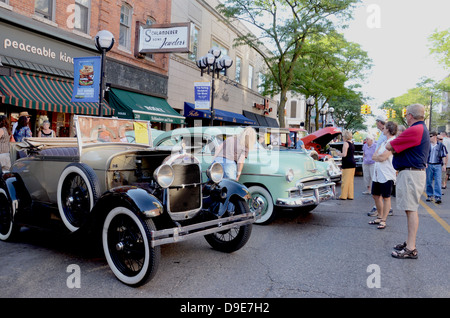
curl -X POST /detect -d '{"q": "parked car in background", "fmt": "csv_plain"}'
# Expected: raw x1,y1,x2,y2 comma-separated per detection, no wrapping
0,116,256,287
329,141,364,171
154,126,336,225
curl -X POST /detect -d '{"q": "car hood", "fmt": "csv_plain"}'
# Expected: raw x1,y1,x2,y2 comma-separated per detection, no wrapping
301,127,342,150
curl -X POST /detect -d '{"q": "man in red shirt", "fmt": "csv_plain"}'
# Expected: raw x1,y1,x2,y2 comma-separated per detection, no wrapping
385,104,430,259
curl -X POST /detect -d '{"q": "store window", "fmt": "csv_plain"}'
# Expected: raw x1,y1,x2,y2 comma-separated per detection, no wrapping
144,17,155,60
119,3,132,49
35,0,54,20
74,0,90,34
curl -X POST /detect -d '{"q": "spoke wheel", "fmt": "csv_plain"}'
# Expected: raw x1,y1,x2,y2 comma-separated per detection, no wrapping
57,163,100,232
204,199,252,253
103,207,160,286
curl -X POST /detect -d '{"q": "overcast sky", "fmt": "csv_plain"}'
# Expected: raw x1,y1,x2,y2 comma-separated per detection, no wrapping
343,0,450,110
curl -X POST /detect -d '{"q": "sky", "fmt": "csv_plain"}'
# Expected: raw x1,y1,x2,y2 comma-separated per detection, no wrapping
342,0,450,112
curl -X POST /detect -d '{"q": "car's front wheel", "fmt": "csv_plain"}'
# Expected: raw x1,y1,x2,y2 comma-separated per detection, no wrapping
0,188,20,241
102,207,160,287
248,185,276,225
204,198,252,253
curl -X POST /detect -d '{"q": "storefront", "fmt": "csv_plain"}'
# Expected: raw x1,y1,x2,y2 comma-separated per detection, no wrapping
243,110,279,128
184,102,256,126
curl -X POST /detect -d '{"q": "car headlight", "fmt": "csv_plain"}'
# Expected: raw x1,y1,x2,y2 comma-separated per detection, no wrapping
286,168,294,182
206,162,224,184
154,164,174,188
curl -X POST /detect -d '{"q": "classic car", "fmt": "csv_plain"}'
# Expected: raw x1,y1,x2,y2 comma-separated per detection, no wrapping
154,126,336,225
260,127,342,183
0,116,256,287
300,127,343,167
329,141,364,170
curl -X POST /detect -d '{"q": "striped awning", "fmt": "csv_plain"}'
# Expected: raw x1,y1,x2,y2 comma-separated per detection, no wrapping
0,71,113,115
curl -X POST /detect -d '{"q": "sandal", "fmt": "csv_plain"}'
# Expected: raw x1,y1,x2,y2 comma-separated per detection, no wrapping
393,242,407,251
391,247,418,259
369,218,382,225
377,221,386,229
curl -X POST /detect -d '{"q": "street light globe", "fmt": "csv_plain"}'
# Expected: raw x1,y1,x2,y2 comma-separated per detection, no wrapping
95,30,115,51
208,47,222,58
306,96,315,106
203,53,216,66
219,55,233,69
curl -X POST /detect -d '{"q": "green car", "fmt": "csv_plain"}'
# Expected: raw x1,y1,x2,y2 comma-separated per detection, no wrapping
154,126,336,224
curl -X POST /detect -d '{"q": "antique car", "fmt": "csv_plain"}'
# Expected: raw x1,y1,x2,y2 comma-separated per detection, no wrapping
329,141,364,171
154,126,336,225
0,116,256,287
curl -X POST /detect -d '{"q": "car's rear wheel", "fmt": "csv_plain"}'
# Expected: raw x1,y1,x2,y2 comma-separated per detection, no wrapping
204,198,253,253
102,207,160,286
57,163,100,232
0,188,20,241
248,186,276,225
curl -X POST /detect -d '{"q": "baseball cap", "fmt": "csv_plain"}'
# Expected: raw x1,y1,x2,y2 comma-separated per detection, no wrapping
19,111,31,117
375,115,386,123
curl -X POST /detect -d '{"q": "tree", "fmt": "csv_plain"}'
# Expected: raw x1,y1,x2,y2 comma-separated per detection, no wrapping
217,0,359,127
328,91,367,132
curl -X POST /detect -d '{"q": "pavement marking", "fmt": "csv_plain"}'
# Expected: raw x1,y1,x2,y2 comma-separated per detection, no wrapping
419,197,450,234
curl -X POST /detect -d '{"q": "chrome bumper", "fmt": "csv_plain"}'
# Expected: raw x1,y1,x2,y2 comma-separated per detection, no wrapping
150,212,256,247
275,182,336,207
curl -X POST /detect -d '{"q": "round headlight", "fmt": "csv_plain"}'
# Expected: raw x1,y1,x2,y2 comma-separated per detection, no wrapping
286,168,294,182
154,164,174,188
206,162,224,184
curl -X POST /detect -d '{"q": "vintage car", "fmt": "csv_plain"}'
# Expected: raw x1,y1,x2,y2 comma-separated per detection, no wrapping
329,141,364,171
0,116,256,287
300,127,343,167
154,126,336,225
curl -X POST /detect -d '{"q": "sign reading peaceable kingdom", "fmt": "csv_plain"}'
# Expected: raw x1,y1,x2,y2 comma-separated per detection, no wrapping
138,23,191,54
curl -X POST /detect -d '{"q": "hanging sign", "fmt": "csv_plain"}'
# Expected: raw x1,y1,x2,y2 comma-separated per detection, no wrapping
137,22,191,54
71,56,101,103
194,82,211,110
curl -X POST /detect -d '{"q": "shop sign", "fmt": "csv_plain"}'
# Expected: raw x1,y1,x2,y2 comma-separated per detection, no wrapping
71,56,101,103
136,22,191,54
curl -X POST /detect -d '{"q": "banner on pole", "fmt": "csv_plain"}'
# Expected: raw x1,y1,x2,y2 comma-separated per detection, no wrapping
71,56,101,103
194,82,211,110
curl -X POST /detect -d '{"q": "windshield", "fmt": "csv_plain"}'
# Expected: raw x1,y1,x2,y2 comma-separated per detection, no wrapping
74,115,152,147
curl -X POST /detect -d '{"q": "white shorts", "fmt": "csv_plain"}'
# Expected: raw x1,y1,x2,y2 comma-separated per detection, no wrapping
396,170,426,212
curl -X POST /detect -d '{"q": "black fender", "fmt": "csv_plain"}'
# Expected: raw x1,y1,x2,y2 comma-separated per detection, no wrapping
0,173,31,220
204,179,251,217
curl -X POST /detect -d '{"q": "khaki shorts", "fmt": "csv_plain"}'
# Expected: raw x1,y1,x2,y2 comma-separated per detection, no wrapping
396,170,426,212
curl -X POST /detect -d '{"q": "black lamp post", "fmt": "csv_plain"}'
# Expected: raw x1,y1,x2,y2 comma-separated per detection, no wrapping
306,96,315,133
196,47,233,126
94,30,115,117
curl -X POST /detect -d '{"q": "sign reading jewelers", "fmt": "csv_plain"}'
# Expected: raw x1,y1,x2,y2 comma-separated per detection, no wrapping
136,22,192,54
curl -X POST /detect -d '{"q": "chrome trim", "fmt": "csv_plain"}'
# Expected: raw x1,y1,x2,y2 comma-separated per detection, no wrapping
276,181,336,207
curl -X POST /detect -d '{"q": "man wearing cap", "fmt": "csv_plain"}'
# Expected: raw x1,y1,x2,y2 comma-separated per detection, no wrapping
426,132,448,203
385,104,430,259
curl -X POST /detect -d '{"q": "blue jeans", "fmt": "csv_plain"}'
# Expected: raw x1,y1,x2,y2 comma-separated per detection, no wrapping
426,164,442,199
212,157,237,180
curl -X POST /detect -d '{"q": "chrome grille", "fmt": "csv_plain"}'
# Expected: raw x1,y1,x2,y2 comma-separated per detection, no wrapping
168,163,202,213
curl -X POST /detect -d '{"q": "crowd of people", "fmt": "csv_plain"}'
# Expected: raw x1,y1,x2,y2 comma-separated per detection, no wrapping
337,103,449,259
0,111,56,173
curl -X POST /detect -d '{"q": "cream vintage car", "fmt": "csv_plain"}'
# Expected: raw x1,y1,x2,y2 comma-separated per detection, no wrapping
0,116,256,287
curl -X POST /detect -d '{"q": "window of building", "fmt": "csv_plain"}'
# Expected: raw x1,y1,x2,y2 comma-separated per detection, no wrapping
35,0,54,20
258,72,265,94
0,0,9,4
248,65,254,89
235,56,241,83
144,17,156,60
119,3,132,49
290,100,297,118
74,0,90,34
188,25,199,62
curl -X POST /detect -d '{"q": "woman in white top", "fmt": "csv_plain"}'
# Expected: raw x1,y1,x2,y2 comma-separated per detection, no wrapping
369,121,398,229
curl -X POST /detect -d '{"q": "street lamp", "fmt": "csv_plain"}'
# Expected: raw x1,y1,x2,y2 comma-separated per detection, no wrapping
94,30,115,117
306,96,315,133
197,47,233,126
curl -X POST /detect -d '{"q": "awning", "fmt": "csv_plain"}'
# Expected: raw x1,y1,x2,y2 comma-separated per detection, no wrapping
184,102,256,125
243,110,279,127
109,88,185,124
0,71,113,115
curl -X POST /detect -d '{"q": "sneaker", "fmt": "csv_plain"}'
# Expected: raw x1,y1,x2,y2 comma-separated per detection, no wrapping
435,198,442,204
367,206,377,217
388,208,393,216
362,191,371,195
426,197,432,202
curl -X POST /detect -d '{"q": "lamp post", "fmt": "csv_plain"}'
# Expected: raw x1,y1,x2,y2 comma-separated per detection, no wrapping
196,47,233,126
94,30,115,117
327,106,335,127
306,96,315,133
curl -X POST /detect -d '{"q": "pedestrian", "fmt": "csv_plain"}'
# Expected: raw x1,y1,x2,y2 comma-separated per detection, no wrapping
397,125,406,136
440,131,450,189
295,134,305,150
0,115,12,171
38,120,55,138
213,126,257,181
362,134,376,194
368,121,398,229
425,131,447,204
13,115,32,142
368,115,388,216
336,130,356,200
385,104,430,259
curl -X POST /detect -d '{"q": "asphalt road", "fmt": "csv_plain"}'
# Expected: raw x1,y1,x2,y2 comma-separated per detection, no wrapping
1,175,449,301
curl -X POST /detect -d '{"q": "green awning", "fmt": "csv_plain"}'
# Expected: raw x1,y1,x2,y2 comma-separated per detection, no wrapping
109,88,185,124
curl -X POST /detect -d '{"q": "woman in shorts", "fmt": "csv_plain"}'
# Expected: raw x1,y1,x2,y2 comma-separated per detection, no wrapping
369,121,398,229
